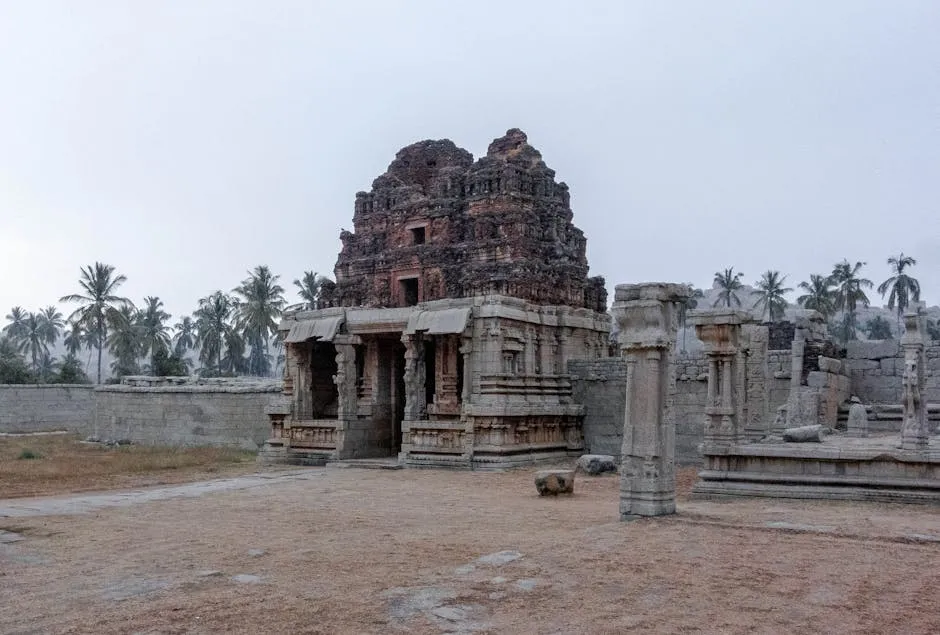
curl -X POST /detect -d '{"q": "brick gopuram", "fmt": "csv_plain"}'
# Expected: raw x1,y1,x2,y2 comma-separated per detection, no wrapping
261,129,610,469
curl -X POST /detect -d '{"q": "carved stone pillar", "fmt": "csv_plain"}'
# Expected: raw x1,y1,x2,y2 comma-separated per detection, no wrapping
401,333,426,421
613,282,689,519
900,306,928,450
333,341,358,420
689,309,749,449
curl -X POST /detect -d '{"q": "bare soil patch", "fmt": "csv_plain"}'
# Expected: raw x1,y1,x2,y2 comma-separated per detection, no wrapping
1,465,938,634
0,434,257,498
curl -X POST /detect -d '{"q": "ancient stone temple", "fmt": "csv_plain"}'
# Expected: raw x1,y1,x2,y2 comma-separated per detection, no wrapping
261,129,610,469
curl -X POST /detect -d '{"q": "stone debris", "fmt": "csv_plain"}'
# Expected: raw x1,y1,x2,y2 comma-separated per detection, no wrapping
247,548,266,557
514,579,538,591
232,574,262,584
576,454,617,475
477,550,522,566
535,470,575,496
782,425,823,443
196,570,223,578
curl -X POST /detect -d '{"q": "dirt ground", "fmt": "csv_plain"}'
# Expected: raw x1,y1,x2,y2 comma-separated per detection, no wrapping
2,465,939,635
0,434,257,498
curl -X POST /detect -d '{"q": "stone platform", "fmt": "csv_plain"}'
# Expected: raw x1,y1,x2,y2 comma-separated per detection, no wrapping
694,434,940,504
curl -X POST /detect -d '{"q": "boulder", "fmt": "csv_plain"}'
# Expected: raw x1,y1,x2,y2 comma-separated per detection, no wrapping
782,425,823,443
576,454,617,475
535,470,575,496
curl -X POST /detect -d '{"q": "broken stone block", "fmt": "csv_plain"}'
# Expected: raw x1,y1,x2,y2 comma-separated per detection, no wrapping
534,470,575,496
782,425,823,443
576,454,617,475
846,397,869,437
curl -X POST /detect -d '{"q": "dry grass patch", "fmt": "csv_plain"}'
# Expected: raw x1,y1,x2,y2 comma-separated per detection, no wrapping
0,434,258,498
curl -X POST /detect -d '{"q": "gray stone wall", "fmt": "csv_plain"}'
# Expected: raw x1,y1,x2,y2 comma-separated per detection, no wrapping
93,384,281,449
845,341,940,404
0,385,95,435
569,357,706,464
0,380,281,449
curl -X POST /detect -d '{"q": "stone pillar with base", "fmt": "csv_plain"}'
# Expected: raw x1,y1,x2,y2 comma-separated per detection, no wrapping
689,309,750,450
613,282,689,519
900,306,928,450
398,333,426,460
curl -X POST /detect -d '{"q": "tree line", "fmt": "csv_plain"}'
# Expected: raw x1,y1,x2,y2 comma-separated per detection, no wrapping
1,263,333,384
679,253,939,348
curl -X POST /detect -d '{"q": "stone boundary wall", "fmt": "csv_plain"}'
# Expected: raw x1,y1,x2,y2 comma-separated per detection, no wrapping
570,348,793,465
0,380,282,449
568,358,705,464
0,385,95,435
845,341,940,405
93,384,282,449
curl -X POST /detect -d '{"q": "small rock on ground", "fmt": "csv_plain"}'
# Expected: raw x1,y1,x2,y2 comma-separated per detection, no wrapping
576,454,617,475
232,574,262,584
477,550,522,566
535,470,575,496
247,548,266,557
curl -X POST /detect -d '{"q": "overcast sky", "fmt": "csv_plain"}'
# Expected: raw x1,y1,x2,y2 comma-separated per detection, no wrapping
2,1,938,323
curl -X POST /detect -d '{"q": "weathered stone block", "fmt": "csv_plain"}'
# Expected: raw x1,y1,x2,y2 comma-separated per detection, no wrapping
846,340,900,360
806,371,830,389
782,425,823,443
535,470,575,496
576,454,617,475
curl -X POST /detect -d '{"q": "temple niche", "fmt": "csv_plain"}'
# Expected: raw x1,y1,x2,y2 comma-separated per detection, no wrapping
261,129,611,469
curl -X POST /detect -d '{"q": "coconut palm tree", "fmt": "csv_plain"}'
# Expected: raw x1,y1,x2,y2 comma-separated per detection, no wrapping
3,306,28,339
15,312,52,371
194,291,236,376
107,305,143,378
712,268,744,308
830,259,873,344
60,262,133,383
877,253,921,332
172,315,197,357
138,296,172,372
290,271,327,311
36,351,59,382
233,265,286,376
751,271,792,322
63,322,86,357
39,306,65,345
797,274,837,319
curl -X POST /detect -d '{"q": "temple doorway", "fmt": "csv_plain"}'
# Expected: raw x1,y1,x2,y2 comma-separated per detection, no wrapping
372,337,406,457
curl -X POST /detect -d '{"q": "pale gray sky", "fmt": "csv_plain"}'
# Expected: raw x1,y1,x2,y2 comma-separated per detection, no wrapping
2,1,938,322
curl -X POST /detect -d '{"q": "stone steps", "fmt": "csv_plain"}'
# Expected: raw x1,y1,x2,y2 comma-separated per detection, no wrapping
326,458,403,470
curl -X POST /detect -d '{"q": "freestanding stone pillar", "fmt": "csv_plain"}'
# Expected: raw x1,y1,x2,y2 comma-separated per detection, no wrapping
688,309,750,449
900,306,928,450
612,282,689,519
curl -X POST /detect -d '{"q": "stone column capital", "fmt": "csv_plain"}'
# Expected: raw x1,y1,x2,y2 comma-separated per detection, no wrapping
612,283,689,352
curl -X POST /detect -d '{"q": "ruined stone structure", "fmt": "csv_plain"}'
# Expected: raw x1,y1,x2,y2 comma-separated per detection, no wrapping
900,306,929,450
612,283,688,518
262,130,610,469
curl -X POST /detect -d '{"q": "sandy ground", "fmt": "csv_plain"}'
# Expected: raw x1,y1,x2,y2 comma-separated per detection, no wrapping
1,466,939,635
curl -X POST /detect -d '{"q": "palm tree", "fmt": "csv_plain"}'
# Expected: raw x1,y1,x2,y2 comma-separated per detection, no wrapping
291,271,327,311
64,322,86,357
712,268,744,308
60,262,133,383
194,291,236,375
173,316,197,357
877,253,920,332
233,265,286,376
797,274,837,319
138,296,172,372
40,306,65,347
678,285,705,352
751,271,792,322
16,312,51,371
108,305,142,378
36,352,59,382
830,259,873,345
3,306,28,339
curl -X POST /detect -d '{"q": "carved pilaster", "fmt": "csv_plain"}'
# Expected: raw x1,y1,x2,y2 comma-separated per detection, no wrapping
333,343,358,420
613,282,689,519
